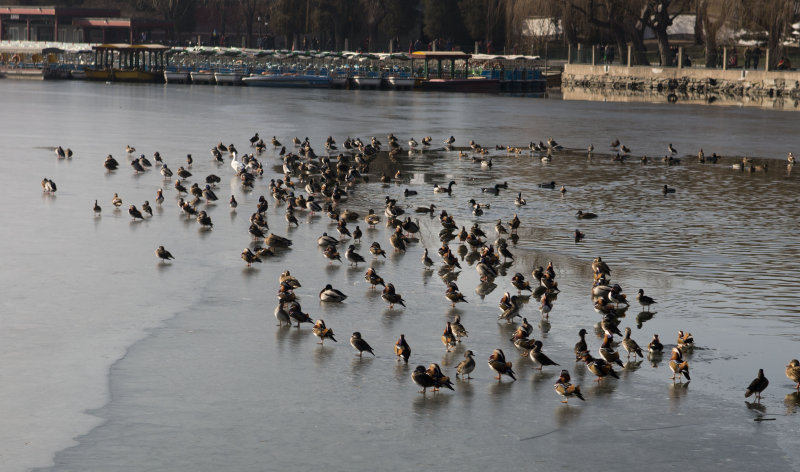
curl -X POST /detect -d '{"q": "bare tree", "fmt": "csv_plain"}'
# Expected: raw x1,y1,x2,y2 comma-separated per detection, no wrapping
740,0,799,68
151,0,195,40
697,0,735,67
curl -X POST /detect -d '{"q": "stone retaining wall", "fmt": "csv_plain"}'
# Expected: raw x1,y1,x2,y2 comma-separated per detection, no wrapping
563,64,800,99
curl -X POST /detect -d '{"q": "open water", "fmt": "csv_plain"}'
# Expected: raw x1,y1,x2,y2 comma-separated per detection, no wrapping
0,80,798,471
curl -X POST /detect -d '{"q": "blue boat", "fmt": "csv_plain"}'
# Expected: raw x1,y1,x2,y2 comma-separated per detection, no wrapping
242,73,331,88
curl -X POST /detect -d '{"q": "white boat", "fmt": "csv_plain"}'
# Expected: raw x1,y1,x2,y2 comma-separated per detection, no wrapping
214,71,243,85
70,69,86,80
352,75,382,89
190,71,215,84
164,70,190,83
386,76,417,90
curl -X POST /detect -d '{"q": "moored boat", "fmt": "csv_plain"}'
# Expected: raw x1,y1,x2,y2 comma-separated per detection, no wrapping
242,73,331,88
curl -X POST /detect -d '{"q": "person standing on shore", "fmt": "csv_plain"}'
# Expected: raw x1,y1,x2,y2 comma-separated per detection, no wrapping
752,45,762,70
744,47,752,69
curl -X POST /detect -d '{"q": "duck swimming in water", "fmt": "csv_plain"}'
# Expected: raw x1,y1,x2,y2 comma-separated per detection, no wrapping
433,181,457,194
576,210,597,219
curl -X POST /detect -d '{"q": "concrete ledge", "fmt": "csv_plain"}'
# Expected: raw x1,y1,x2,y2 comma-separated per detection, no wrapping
562,63,800,100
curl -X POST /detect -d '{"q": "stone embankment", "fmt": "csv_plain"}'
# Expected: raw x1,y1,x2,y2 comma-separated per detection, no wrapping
563,64,800,100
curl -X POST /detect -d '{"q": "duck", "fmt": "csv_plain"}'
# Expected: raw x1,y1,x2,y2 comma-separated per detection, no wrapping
744,369,769,402
92,200,102,215
364,209,381,228
576,210,597,219
637,289,656,311
345,245,365,267
241,248,262,267
530,341,560,371
668,143,677,155
40,178,56,193
317,232,339,247
514,192,526,206
445,283,467,307
176,166,192,180
415,204,436,215
125,144,136,154
155,245,174,262
456,350,476,379
202,185,218,203
288,304,313,328
394,334,411,363
319,284,347,302
412,365,439,394
364,267,385,289
426,364,455,392
476,257,498,282
539,293,553,319
104,155,119,170
554,370,585,404
128,205,144,221
265,233,293,248
786,360,800,391
573,329,589,361
441,322,457,352
155,189,164,205
350,332,375,357
582,353,620,382
498,295,521,323
677,330,694,350
508,214,520,233
444,135,455,146
382,283,406,309
160,164,173,179
274,303,291,327
538,181,556,189
312,320,337,345
510,273,531,293
196,210,213,229
142,201,152,217
488,349,516,381
174,180,188,194
421,248,434,270
574,229,585,242
451,314,468,342
369,242,387,258
622,327,644,360
323,245,342,263
433,181,456,194
669,347,690,382
599,332,624,367
648,334,664,353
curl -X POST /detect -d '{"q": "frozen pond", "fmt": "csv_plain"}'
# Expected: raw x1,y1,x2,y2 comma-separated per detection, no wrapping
0,80,797,471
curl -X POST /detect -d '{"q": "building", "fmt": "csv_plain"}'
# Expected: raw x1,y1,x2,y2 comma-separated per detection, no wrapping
0,5,171,44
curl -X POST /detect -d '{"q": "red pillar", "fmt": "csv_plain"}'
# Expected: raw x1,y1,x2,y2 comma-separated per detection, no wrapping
129,27,133,44
54,16,58,41
102,27,106,43
26,17,30,41
0,18,4,41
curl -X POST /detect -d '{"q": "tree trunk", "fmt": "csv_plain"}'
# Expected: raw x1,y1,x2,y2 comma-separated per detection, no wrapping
655,27,672,66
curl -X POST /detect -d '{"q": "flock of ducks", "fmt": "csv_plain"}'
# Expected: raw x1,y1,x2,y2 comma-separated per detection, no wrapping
49,132,800,406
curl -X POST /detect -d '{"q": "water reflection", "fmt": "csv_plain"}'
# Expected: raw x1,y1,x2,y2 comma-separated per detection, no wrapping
783,392,800,414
